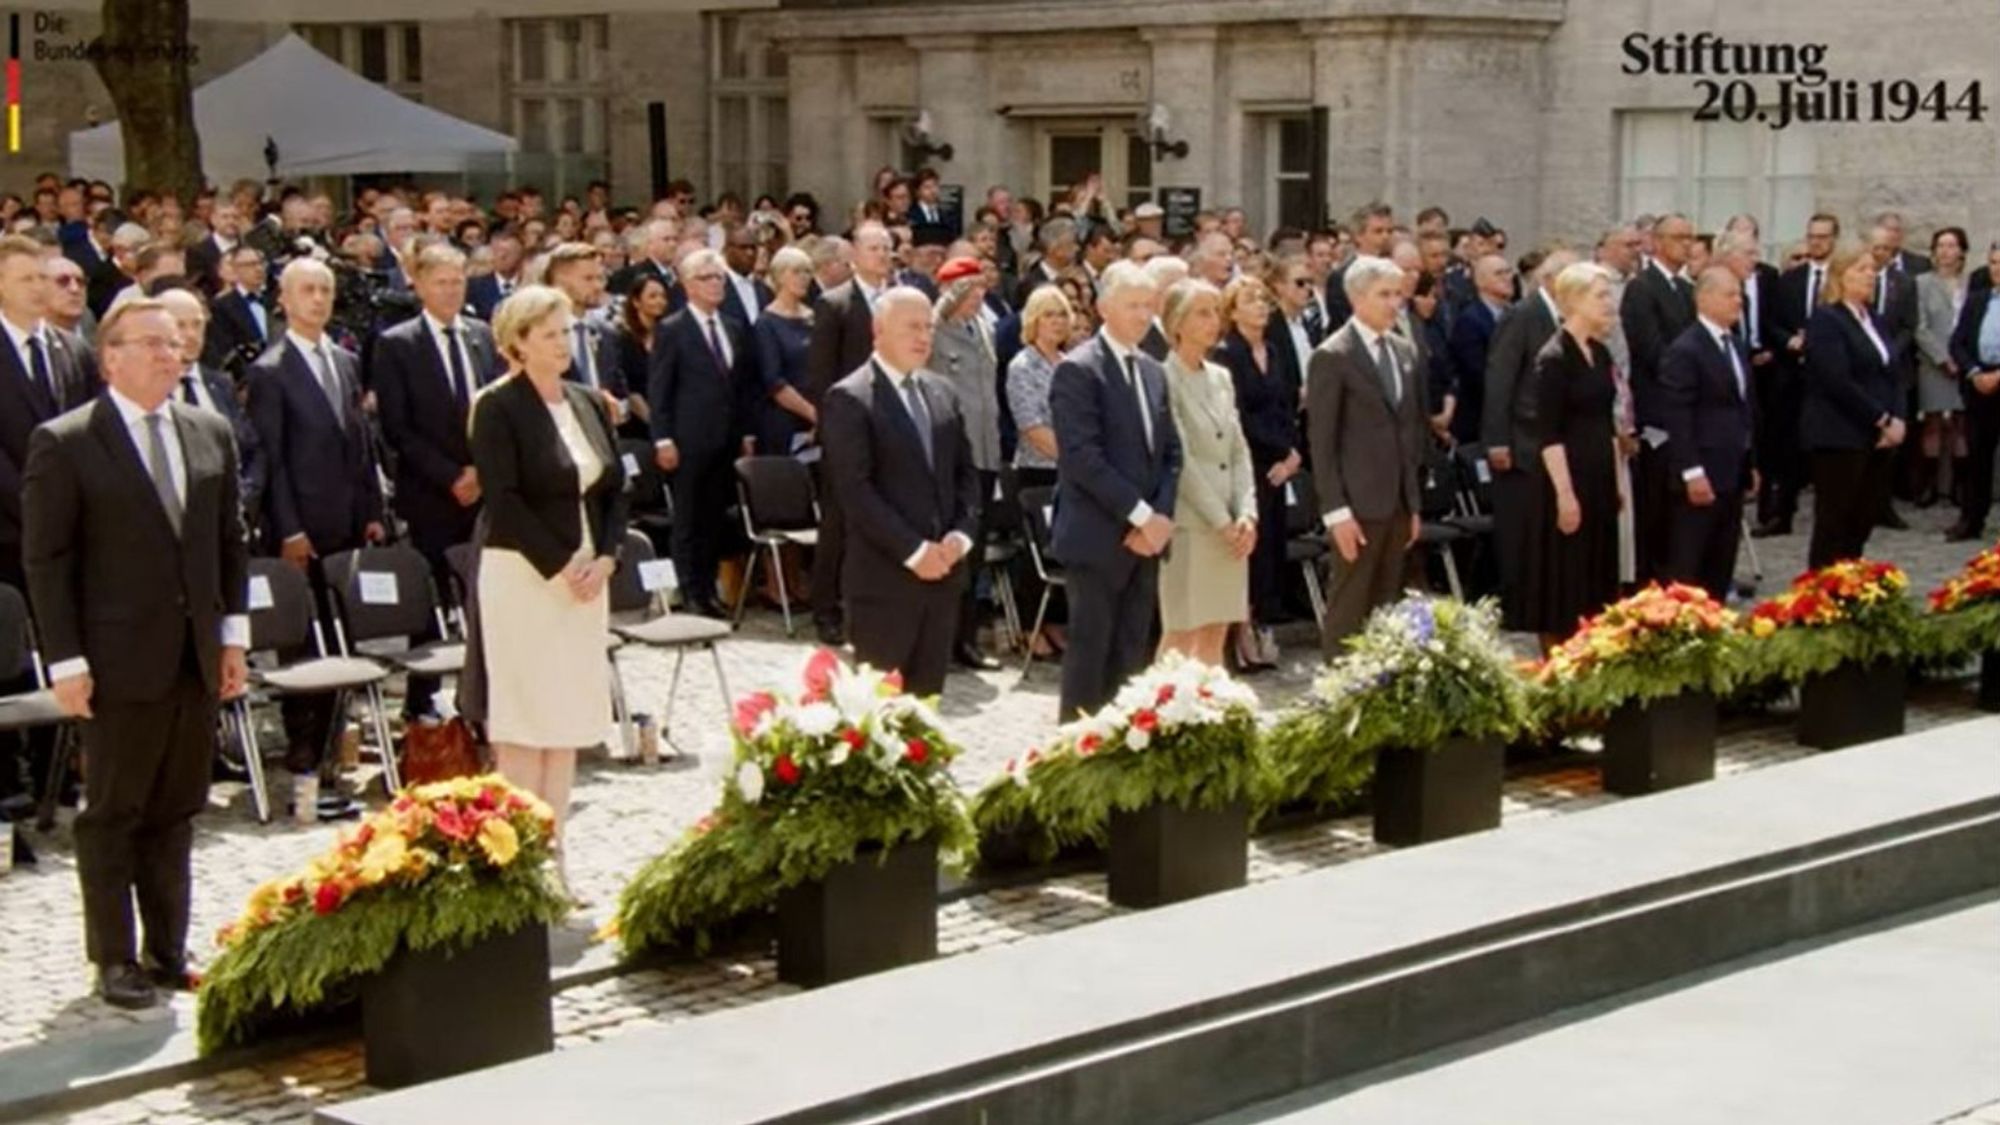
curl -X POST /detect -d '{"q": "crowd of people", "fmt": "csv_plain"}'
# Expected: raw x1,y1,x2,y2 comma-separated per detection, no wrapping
1,160,1995,1011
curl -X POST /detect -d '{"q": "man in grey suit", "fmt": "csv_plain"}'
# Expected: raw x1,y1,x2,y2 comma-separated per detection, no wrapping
25,298,250,1008
1308,256,1428,652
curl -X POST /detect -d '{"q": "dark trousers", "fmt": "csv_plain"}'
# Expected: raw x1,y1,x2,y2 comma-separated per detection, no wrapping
668,450,732,604
1665,471,1747,600
1755,362,1806,523
811,466,846,633
1808,449,1890,569
849,580,961,698
1959,391,2000,533
1060,558,1159,722
1491,467,1530,629
1321,515,1409,655
1633,442,1673,584
401,535,463,720
956,471,997,651
1249,476,1288,625
0,555,51,803
281,555,349,775
75,632,215,968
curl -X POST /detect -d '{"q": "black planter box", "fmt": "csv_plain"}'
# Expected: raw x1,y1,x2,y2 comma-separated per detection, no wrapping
1106,800,1249,908
1601,691,1718,796
1372,736,1504,846
778,840,938,987
1797,661,1907,750
1981,650,2000,713
361,921,553,1089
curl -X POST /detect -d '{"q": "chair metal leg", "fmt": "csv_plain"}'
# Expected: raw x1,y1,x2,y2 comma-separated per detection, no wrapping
1740,514,1764,582
665,648,687,734
732,546,761,627
1014,587,1054,684
1440,545,1465,600
608,653,635,760
1301,560,1327,629
34,724,75,832
367,685,403,796
770,543,793,636
992,564,1022,654
709,644,731,710
233,701,271,824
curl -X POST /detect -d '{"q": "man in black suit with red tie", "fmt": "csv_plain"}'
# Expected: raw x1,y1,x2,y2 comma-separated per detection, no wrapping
372,243,498,719
650,248,752,620
821,288,979,696
1620,212,1698,582
245,258,384,817
24,297,250,1009
1659,267,1758,598
806,221,896,645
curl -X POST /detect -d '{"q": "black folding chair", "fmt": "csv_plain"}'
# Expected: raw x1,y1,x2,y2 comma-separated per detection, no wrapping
1013,486,1067,683
619,438,675,555
984,467,1026,654
732,455,819,634
323,546,467,759
1415,453,1468,599
609,531,732,751
0,585,82,832
1283,469,1330,629
233,559,396,812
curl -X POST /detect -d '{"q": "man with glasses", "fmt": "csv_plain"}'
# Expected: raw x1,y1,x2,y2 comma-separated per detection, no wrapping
649,248,751,620
1756,213,1841,536
42,253,92,341
208,246,275,374
1620,211,1698,582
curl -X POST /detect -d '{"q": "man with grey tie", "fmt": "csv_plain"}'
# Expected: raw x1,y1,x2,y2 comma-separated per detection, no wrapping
245,258,383,819
1307,256,1427,652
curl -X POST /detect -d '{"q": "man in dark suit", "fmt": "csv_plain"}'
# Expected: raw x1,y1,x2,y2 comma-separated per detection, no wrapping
205,246,276,375
24,297,250,1009
1877,211,1932,277
650,248,751,619
184,199,243,296
606,220,679,300
1868,220,1921,526
245,258,384,816
158,286,266,540
909,167,954,236
821,288,979,696
1757,213,1840,535
1309,256,1427,650
1324,203,1397,328
372,244,498,717
1049,261,1182,719
720,223,773,327
545,241,629,411
1446,255,1513,445
1013,218,1077,309
1659,267,1757,598
806,221,896,645
1947,245,2000,541
1621,212,1698,582
1481,249,1574,629
466,231,526,320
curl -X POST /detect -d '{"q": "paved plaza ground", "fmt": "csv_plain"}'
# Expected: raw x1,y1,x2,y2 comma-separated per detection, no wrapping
2,504,1995,1124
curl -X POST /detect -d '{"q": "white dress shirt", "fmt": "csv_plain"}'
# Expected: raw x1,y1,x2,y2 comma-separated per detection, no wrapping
1,314,50,390
1099,330,1160,529
422,310,475,396
178,364,218,412
1847,301,1892,364
48,387,251,683
725,269,763,324
874,353,973,569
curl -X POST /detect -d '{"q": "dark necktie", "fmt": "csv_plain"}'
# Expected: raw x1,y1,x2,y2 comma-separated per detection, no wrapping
1720,333,1746,400
1303,298,1326,344
572,323,597,388
1124,353,1155,451
181,372,201,406
705,316,730,375
1375,336,1401,405
1807,266,1822,318
902,378,933,466
1874,272,1888,316
1673,275,1694,313
442,323,470,409
26,335,54,410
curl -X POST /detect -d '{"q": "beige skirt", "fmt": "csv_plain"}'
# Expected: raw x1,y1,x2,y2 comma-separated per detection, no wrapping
477,544,612,748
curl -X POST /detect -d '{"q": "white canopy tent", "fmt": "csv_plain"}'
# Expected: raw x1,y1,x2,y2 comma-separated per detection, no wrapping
67,33,516,184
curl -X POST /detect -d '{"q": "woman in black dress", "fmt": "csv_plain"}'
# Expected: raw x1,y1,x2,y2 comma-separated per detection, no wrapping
613,274,672,439
751,245,819,455
1518,262,1621,647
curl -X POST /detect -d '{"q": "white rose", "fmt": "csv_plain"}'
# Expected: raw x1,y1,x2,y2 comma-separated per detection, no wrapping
735,761,765,804
792,702,841,738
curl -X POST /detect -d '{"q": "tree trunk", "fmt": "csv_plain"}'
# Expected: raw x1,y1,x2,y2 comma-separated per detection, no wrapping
92,0,202,202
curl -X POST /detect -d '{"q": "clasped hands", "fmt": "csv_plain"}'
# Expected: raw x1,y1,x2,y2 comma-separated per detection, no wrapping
1123,514,1174,558
911,535,970,581
561,556,616,602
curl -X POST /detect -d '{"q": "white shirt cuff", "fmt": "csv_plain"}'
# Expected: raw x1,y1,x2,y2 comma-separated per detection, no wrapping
904,542,928,571
222,614,250,649
654,438,675,449
1681,467,1707,482
944,531,974,557
1322,507,1355,529
48,656,88,683
1127,501,1154,529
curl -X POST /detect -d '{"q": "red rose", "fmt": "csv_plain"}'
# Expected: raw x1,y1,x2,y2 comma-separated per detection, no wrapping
313,883,344,915
802,648,841,702
1156,684,1176,707
842,728,866,750
1132,709,1159,734
433,804,473,842
733,691,778,738
1078,733,1102,756
904,738,929,765
474,787,498,811
282,883,305,904
773,755,801,785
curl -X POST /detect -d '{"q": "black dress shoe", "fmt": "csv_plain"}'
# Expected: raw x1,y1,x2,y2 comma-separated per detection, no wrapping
96,963,158,1010
211,757,252,784
1750,519,1792,539
954,644,1001,671
142,957,197,992
1944,523,1987,543
815,622,846,647
1876,507,1910,530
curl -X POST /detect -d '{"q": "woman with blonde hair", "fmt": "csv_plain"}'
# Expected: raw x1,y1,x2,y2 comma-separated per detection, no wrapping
1211,274,1286,668
752,244,819,455
1801,241,1905,566
469,285,628,884
1157,279,1257,667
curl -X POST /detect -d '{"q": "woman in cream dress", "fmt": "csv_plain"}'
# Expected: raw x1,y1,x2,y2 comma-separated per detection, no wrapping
1156,279,1258,667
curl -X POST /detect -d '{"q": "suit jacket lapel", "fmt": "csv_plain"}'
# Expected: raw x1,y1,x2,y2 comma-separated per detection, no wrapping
87,398,179,542
873,364,935,479
281,340,344,436
0,338,51,421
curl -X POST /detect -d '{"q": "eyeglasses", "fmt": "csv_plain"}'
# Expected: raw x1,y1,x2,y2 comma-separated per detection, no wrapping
108,336,178,352
49,275,83,288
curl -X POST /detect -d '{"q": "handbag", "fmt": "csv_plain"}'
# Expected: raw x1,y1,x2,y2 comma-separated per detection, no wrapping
399,717,484,786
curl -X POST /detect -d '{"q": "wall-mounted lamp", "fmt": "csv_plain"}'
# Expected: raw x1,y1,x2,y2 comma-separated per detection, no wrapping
1144,104,1189,161
901,110,955,163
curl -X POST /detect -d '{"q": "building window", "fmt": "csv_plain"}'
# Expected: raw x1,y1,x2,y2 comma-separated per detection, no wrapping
507,17,610,202
296,22,422,96
1619,110,1819,243
709,15,789,202
1248,112,1314,233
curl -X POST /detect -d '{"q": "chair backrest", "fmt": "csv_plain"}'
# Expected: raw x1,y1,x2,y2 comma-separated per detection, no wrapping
0,585,32,682
735,456,818,533
1419,448,1458,519
1017,484,1059,580
246,558,320,655
609,530,658,616
1282,469,1320,537
619,438,671,516
322,545,441,647
1452,442,1495,514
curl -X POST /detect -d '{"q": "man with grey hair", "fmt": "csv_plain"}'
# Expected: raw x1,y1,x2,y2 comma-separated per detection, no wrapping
1657,265,1757,597
1308,256,1426,650
87,221,150,318
1874,210,1931,276
1622,211,1698,583
1014,217,1078,307
1050,260,1181,717
1446,254,1516,445
1189,231,1234,289
807,234,853,297
1483,246,1576,629
1139,255,1188,359
610,217,681,299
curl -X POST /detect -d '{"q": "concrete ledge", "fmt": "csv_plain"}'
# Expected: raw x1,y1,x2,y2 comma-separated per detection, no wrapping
320,717,2000,1125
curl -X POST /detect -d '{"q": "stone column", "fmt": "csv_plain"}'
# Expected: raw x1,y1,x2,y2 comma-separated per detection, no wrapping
908,35,994,207
785,41,858,217
1139,26,1221,211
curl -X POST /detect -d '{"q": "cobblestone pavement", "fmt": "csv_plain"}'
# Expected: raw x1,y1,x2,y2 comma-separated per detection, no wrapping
7,504,1995,1124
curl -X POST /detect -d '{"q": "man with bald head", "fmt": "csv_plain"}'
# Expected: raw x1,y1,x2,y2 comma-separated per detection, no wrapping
1446,254,1515,445
1621,211,1698,582
820,287,978,696
1657,266,1757,597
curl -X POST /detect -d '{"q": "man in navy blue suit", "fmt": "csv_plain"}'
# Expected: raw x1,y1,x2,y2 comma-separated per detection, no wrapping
1445,255,1514,445
465,231,524,321
1659,266,1757,599
650,248,752,619
245,258,384,817
1049,261,1182,720
157,286,266,537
